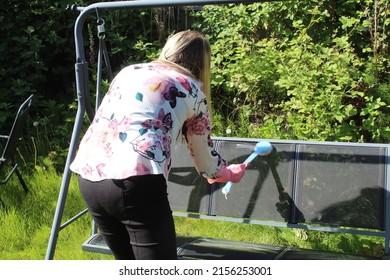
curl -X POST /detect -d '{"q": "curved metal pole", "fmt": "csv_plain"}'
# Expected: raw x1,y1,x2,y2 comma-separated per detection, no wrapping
72,0,273,61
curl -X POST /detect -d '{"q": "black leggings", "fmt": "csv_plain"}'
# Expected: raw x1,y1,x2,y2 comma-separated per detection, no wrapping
78,174,177,260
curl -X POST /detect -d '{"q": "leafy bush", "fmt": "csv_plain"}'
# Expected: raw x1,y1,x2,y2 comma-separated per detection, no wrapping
1,0,388,175
196,1,389,142
0,1,187,172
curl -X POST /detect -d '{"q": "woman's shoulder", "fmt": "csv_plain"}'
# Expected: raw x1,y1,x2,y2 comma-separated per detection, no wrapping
118,62,177,77
120,62,154,72
115,62,201,91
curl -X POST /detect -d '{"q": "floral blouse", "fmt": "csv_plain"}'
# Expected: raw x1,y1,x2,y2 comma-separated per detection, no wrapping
70,62,226,181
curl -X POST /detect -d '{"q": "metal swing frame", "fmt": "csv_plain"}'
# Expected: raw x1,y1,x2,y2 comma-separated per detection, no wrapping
45,0,390,260
45,0,277,261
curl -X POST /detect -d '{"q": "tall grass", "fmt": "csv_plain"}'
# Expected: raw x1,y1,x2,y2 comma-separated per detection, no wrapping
0,159,113,260
174,217,385,257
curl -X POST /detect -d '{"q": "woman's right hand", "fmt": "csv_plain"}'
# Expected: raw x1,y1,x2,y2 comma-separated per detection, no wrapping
207,162,250,184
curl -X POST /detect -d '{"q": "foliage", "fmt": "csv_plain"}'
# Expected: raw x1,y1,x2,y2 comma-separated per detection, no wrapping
0,0,76,118
196,1,389,142
1,0,388,175
0,0,79,174
0,1,185,172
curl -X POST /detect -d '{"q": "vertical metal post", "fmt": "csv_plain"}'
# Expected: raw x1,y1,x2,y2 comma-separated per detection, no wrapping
45,6,92,259
45,64,88,260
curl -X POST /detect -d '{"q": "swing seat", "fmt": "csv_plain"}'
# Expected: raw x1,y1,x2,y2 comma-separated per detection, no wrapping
0,94,33,193
82,137,389,259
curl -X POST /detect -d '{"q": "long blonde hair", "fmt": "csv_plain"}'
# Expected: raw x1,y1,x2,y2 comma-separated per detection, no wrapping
158,30,212,118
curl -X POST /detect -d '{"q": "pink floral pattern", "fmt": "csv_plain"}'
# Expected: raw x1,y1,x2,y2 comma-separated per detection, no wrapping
70,62,225,181
185,111,211,136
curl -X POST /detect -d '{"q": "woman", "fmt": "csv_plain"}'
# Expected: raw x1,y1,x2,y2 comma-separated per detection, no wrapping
70,30,249,260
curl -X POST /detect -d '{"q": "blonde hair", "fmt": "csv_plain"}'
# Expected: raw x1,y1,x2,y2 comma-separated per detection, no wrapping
158,30,212,119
